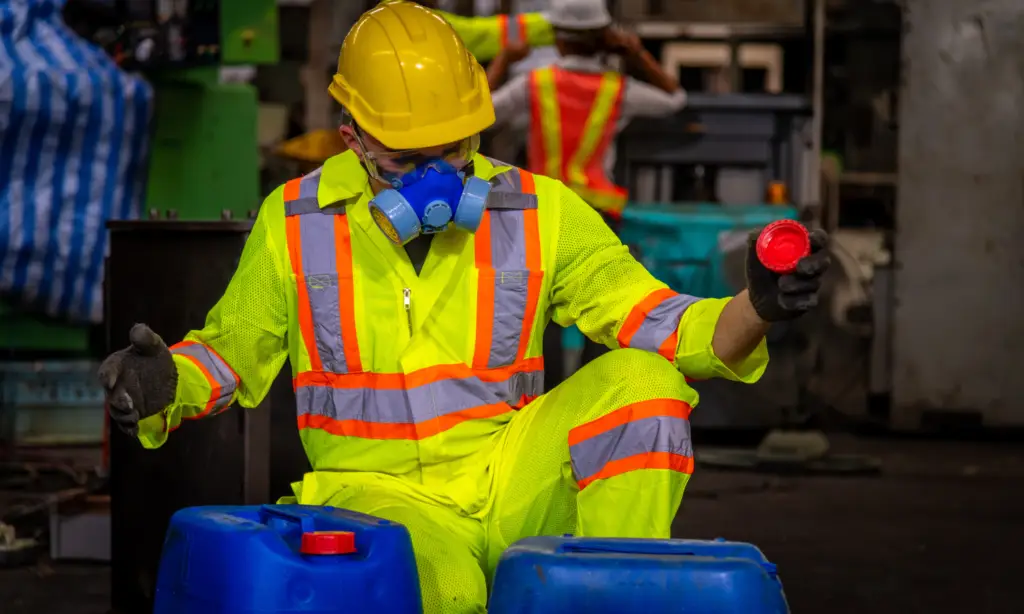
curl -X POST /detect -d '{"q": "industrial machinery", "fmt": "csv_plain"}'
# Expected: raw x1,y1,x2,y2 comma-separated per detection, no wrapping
614,95,819,432
70,0,280,221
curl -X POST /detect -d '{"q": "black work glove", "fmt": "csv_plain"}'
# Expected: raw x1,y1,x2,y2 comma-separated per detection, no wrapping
746,228,831,322
97,324,178,437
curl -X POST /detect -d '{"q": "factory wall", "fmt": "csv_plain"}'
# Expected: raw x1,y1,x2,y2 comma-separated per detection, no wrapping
893,0,1024,427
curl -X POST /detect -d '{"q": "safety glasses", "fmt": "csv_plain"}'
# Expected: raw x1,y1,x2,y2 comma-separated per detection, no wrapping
354,130,480,187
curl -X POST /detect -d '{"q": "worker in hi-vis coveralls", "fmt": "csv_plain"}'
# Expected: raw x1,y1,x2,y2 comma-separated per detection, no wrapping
99,3,831,613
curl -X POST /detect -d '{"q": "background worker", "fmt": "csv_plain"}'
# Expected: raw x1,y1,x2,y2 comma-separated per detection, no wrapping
98,3,830,613
488,0,688,373
488,0,685,224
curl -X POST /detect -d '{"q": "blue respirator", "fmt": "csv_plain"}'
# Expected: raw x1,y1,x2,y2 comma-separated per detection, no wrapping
369,161,491,245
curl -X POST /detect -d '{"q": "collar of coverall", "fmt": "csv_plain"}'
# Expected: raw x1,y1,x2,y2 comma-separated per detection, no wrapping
555,54,609,74
315,150,501,232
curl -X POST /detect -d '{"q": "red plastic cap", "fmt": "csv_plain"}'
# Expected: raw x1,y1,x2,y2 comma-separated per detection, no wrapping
300,531,356,555
756,220,810,274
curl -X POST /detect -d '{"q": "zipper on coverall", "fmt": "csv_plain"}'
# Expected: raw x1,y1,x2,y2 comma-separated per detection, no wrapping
403,288,412,336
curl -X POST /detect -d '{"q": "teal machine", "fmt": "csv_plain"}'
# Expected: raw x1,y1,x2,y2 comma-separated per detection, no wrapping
616,93,809,300
612,93,812,430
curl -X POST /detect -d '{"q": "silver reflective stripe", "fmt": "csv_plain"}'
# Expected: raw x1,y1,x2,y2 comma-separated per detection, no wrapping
285,198,320,217
487,191,538,210
285,170,349,374
295,371,544,424
487,165,537,210
628,293,700,353
504,14,523,45
298,212,348,374
481,165,541,368
569,415,693,483
488,210,530,367
171,343,237,413
506,369,544,406
284,167,323,217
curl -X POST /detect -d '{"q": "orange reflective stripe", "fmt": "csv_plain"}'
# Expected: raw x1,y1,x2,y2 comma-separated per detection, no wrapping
334,214,362,373
617,288,678,349
570,401,694,489
285,170,361,375
170,341,240,420
498,14,528,48
178,353,221,418
298,402,513,441
658,330,678,362
283,177,301,202
497,14,509,48
514,14,527,45
473,210,496,369
286,214,322,371
618,289,699,359
577,452,694,489
568,398,692,446
295,356,544,391
515,171,542,363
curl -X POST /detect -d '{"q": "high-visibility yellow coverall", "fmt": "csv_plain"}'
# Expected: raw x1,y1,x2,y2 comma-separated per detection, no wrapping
143,153,768,613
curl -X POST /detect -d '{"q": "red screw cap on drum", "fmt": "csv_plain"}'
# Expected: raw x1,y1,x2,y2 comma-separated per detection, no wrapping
300,531,357,555
756,220,810,274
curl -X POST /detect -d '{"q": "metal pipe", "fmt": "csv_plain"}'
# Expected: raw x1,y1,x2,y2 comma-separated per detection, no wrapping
808,0,826,216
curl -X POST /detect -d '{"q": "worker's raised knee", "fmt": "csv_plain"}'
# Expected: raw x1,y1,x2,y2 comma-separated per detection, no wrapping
581,349,688,398
586,348,680,377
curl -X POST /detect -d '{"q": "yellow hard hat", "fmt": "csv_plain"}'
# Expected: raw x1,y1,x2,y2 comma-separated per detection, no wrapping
329,1,495,150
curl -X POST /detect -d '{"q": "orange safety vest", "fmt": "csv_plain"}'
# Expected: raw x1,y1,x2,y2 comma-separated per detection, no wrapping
527,66,629,217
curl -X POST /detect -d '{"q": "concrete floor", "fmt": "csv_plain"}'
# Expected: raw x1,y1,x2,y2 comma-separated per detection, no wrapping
1,434,1021,613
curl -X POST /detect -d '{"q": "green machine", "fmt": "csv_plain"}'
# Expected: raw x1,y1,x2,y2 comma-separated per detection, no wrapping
0,0,279,352
145,0,280,220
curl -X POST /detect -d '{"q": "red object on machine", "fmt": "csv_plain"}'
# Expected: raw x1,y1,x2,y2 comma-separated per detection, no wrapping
756,220,810,274
300,531,357,555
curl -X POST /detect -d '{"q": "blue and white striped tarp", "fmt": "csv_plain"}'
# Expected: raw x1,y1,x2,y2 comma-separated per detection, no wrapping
0,0,153,323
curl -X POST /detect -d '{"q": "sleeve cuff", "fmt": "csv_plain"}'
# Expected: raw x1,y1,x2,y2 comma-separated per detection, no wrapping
135,354,202,448
674,297,769,383
137,412,170,449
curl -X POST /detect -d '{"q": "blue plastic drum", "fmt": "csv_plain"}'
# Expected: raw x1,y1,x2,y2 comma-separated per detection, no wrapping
154,504,422,614
489,536,788,614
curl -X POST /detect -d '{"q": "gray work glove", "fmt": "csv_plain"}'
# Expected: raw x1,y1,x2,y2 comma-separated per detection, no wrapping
98,324,178,437
745,228,831,322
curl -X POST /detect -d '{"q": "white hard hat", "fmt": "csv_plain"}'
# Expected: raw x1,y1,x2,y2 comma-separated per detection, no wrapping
546,0,613,31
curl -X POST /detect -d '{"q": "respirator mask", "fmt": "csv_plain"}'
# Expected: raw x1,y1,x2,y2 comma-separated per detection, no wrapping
356,130,491,245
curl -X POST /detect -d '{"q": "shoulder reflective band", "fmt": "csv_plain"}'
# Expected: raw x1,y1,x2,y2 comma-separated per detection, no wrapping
568,399,694,489
170,341,240,418
284,171,363,374
617,288,701,362
473,167,544,370
283,166,323,216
